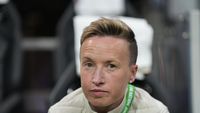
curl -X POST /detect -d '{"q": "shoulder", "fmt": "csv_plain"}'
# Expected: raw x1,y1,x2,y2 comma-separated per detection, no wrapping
48,88,86,113
131,87,169,113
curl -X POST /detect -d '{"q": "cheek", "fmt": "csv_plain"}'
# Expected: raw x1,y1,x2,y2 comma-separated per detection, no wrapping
113,70,130,83
80,71,91,87
108,71,129,93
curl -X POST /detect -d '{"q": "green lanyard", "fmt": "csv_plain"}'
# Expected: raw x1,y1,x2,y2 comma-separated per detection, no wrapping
121,84,135,113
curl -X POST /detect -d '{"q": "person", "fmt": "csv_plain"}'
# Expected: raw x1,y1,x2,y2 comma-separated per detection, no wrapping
48,17,169,113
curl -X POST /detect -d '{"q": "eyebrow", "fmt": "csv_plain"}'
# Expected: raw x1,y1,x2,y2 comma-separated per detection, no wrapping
105,60,116,63
81,55,120,64
81,57,93,62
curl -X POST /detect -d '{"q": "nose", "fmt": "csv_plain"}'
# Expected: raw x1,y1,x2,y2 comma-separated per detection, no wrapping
91,68,105,86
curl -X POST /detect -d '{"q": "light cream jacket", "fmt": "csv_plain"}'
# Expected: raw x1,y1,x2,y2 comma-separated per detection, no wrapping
48,87,169,113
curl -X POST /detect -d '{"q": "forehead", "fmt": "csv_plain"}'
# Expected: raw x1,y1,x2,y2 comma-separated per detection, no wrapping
80,36,130,61
81,36,129,49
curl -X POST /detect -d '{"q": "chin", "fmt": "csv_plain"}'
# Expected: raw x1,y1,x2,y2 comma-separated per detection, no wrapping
89,97,111,107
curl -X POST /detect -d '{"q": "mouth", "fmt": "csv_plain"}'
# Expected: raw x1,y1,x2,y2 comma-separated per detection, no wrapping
90,89,108,97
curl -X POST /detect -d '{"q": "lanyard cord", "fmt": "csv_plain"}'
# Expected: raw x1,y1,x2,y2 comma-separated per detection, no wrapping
121,84,135,113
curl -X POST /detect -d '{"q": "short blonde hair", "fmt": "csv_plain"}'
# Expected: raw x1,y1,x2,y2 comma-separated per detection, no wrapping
81,18,138,64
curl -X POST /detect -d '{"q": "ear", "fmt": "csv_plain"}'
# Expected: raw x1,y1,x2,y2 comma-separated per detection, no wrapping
129,64,138,83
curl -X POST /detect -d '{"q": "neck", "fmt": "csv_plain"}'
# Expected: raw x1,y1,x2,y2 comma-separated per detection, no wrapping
89,96,124,113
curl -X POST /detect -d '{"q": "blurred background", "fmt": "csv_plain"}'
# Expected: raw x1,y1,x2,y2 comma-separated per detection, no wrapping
0,0,199,113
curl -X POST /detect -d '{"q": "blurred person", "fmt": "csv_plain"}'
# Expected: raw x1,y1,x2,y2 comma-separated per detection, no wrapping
48,18,169,113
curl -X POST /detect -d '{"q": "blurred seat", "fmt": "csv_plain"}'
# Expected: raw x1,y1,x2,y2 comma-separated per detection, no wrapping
54,0,75,81
49,61,80,105
74,0,125,16
0,2,23,113
49,0,77,105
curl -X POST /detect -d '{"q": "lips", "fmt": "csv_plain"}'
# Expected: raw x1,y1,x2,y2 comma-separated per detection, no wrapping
90,89,108,97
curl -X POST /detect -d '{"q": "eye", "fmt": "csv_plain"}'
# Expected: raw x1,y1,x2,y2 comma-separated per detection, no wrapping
107,64,117,71
82,61,94,70
85,62,93,67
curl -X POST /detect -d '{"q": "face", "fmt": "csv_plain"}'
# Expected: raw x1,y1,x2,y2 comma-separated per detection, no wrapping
80,36,137,111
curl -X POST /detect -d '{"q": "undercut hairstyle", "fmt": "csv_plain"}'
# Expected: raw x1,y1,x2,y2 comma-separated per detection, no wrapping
80,17,138,64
